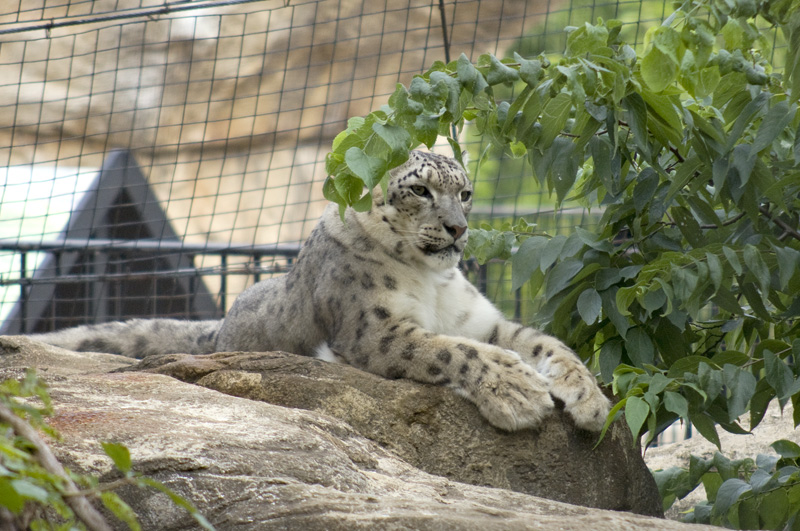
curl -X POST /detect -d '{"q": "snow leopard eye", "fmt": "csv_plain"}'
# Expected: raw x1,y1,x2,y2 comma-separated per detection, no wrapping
460,190,472,202
410,185,431,198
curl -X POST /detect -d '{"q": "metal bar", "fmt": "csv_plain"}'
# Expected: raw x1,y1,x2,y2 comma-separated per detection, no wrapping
0,262,292,287
0,0,304,36
0,237,301,256
19,252,27,334
51,251,61,329
220,255,228,315
253,254,262,283
91,250,110,323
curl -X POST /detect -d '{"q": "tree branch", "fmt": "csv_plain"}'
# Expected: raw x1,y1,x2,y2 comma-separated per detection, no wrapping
759,206,800,242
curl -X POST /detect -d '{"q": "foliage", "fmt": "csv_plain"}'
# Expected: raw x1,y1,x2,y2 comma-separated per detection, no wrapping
325,0,800,525
0,370,214,530
655,441,800,528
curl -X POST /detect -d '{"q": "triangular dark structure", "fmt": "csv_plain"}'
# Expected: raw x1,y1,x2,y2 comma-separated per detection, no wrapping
1,150,221,334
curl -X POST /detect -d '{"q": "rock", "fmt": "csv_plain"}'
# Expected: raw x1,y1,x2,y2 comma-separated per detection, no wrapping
124,350,662,516
0,336,710,530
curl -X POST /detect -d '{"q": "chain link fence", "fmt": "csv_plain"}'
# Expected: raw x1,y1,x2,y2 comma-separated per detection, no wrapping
0,0,675,333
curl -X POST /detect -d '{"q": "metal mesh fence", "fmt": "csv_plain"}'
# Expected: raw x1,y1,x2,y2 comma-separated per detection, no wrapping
0,0,680,333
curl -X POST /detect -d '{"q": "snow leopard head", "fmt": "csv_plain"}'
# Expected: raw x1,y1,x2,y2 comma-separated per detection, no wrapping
374,151,473,270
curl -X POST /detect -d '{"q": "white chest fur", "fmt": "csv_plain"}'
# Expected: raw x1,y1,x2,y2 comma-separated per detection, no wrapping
390,267,502,342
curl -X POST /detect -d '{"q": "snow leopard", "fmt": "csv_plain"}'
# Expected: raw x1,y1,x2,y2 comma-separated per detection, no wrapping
29,150,610,432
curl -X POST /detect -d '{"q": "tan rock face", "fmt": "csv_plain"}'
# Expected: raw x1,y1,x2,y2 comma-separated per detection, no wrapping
0,336,711,530
129,350,663,516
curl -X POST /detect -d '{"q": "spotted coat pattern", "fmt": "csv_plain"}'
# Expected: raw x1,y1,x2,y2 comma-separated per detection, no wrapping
31,151,610,432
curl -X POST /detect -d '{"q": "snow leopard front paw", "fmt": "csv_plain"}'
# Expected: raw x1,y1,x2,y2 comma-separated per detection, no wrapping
545,358,611,432
563,382,611,432
471,358,555,432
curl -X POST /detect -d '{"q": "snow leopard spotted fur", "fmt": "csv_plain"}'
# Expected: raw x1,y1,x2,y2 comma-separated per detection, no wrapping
30,150,610,432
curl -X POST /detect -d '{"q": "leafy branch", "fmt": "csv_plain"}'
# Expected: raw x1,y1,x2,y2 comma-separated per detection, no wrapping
323,0,800,526
0,370,214,531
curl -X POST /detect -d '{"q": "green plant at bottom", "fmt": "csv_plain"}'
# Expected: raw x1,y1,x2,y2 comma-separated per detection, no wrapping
0,370,214,531
655,440,800,529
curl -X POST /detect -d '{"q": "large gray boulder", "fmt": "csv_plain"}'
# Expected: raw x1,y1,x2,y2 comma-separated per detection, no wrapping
126,350,661,516
0,336,708,530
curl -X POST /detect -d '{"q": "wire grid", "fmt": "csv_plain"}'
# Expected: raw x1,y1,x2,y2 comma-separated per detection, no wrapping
1,0,683,332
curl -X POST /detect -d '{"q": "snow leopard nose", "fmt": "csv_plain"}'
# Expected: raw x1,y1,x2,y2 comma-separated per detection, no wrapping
445,223,468,240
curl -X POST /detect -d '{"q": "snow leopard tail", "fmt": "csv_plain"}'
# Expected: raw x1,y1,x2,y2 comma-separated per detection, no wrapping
29,319,222,359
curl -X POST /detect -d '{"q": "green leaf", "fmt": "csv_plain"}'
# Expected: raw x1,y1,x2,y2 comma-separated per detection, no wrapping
624,93,651,161
706,252,723,292
413,114,440,148
759,489,788,530
723,246,743,276
774,245,800,290
467,228,516,265
594,397,627,448
600,339,623,384
633,168,659,213
511,236,546,290
741,282,771,322
345,147,386,189
456,54,479,90
0,479,24,514
601,286,630,338
352,191,373,212
545,259,583,299
334,172,367,206
625,395,650,437
771,439,800,458
539,92,572,148
540,235,568,271
514,52,544,86
372,123,411,154
10,479,49,503
575,227,613,252
641,47,677,92
712,478,752,517
723,364,757,423
322,177,345,215
590,135,621,195
690,411,721,449
765,349,794,399
549,138,579,203
726,91,769,152
101,491,141,531
485,55,519,86
652,26,681,64
625,327,655,367
664,391,689,418
566,23,609,56
577,288,602,325
672,207,705,248
752,100,793,154
102,441,132,474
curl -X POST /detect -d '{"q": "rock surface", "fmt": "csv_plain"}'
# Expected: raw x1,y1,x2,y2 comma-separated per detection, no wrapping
125,350,662,516
0,336,713,530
